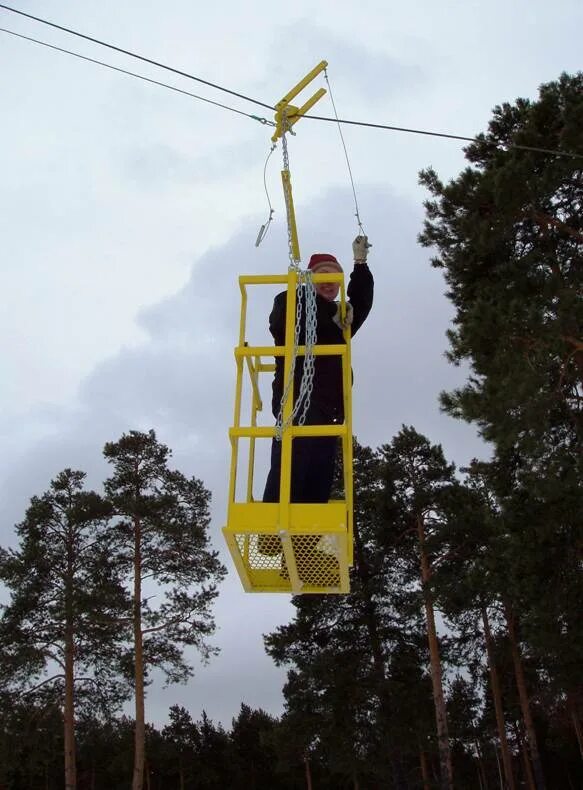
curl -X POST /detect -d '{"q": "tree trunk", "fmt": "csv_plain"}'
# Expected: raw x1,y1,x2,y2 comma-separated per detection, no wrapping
493,745,503,790
419,748,431,790
132,515,146,790
304,753,312,790
567,695,583,760
481,607,515,790
513,722,535,790
64,537,77,790
474,739,489,790
504,604,546,790
417,516,453,790
354,518,406,787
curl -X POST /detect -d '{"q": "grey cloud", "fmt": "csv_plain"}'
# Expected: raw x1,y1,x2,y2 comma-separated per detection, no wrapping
265,20,424,103
0,184,485,724
120,137,263,189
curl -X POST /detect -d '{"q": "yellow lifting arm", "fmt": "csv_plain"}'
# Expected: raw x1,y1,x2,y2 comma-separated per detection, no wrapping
271,60,328,143
271,61,328,263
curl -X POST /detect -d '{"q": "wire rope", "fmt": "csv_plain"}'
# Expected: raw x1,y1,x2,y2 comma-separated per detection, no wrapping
255,143,276,246
0,27,274,125
0,3,273,110
324,69,366,236
0,6,580,159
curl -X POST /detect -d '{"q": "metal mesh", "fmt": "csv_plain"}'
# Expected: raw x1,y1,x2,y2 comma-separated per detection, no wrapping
235,531,341,589
287,535,341,587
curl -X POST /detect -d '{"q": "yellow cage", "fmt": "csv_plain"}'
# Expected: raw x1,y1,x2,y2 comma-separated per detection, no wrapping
223,270,353,594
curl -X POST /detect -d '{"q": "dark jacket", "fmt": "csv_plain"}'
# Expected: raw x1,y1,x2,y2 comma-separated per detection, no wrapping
269,263,374,421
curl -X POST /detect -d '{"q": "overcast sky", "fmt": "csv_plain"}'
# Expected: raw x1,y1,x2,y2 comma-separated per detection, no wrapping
1,0,581,727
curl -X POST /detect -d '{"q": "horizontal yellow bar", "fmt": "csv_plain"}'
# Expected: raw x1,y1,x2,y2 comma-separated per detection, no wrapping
227,501,348,529
239,273,343,286
295,87,327,118
274,60,328,110
235,344,346,358
230,424,346,439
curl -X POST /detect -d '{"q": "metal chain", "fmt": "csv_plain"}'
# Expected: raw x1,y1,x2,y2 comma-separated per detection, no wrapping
275,269,318,438
275,111,318,440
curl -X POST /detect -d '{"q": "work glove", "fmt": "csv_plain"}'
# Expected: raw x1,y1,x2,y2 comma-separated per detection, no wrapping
353,235,371,263
333,302,354,331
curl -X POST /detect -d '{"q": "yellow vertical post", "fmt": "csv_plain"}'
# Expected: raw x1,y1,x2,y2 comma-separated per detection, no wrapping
341,286,354,566
272,61,329,266
281,171,301,263
246,358,257,503
279,269,301,590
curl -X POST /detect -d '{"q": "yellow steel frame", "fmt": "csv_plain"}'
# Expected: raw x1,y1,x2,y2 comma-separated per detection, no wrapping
223,271,354,594
271,61,328,262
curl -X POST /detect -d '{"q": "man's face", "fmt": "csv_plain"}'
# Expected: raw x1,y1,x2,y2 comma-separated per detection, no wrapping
313,264,340,302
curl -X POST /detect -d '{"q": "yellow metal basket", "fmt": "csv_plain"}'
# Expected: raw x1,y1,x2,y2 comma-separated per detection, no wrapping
222,272,353,594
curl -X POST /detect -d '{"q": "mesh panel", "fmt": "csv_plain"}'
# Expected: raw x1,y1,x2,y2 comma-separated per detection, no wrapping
235,532,341,589
256,534,282,556
289,535,340,586
235,534,282,569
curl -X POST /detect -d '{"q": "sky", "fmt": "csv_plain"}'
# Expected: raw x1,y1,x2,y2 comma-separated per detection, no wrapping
1,0,581,727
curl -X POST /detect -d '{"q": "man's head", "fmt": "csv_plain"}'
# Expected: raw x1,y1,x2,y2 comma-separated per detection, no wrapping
308,253,342,301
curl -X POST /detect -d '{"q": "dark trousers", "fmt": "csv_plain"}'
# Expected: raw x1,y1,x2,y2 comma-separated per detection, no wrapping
262,409,338,504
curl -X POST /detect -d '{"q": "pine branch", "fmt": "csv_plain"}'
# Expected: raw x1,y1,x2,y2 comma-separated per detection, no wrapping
21,674,66,696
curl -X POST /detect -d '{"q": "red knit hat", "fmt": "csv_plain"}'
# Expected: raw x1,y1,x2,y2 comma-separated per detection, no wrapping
307,253,342,272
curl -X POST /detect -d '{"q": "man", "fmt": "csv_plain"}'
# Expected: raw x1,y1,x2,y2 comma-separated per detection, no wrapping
263,235,374,506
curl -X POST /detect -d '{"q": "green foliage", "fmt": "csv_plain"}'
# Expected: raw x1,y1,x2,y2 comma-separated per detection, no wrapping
419,73,583,463
266,439,437,789
0,468,129,706
103,429,226,685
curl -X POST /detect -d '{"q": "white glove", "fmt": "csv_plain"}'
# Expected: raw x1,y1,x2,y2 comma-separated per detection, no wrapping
353,235,371,263
333,302,354,330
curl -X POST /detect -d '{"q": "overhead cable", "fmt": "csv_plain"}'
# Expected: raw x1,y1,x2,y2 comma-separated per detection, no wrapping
0,3,273,110
0,5,580,160
0,27,274,125
303,113,581,159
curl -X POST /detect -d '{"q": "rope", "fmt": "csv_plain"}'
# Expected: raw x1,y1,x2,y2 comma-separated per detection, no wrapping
0,27,274,126
1,13,579,159
255,143,276,246
0,4,274,110
324,68,366,236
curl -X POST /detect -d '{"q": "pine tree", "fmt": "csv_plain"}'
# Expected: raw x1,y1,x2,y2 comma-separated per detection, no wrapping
418,73,583,790
161,705,200,790
0,469,128,790
266,439,434,789
378,427,459,790
229,704,280,790
418,72,583,461
103,429,226,790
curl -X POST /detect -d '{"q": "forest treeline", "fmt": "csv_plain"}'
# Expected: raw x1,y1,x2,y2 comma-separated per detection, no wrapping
1,74,582,789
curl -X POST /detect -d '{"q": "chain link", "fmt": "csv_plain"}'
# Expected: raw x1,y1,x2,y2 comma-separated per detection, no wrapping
275,111,318,440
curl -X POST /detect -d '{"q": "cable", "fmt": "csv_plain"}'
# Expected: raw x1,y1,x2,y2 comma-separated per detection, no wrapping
0,3,274,111
0,28,274,126
255,143,276,246
0,4,580,160
324,68,366,236
302,113,582,159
